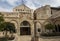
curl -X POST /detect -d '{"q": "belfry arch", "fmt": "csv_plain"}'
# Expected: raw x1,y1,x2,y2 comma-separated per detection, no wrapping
20,21,31,35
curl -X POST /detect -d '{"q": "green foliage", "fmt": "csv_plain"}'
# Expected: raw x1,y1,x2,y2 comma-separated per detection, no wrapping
0,23,5,31
0,37,8,41
45,23,55,30
0,12,4,23
4,22,16,33
0,13,15,38
0,12,5,31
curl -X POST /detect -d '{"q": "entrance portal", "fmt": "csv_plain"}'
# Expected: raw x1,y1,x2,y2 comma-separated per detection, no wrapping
20,21,31,35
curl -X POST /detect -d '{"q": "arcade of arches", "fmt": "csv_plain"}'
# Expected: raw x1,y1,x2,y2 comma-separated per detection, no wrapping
44,21,60,33
5,21,60,35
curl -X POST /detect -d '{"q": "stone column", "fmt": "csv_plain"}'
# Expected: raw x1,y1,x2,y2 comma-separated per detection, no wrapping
14,20,20,41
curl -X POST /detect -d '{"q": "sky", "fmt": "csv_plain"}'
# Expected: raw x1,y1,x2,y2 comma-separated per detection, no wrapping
0,0,60,12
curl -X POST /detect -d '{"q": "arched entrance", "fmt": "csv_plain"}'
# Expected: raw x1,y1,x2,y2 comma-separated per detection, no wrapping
20,21,31,35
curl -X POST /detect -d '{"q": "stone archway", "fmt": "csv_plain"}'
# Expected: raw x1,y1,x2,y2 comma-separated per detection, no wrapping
20,21,31,35
10,20,18,30
43,21,51,32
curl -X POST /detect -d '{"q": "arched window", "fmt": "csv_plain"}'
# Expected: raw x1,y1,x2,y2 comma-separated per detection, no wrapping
20,21,31,35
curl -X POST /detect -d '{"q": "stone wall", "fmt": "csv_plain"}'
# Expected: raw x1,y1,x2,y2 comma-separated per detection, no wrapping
39,36,60,41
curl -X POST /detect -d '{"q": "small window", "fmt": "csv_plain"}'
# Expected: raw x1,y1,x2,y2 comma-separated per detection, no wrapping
38,28,41,32
16,9,17,11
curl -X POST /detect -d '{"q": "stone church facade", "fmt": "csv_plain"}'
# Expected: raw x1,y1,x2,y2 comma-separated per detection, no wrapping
0,4,60,41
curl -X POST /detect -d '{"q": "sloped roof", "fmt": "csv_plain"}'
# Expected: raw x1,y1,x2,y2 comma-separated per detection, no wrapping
51,7,60,10
13,4,31,10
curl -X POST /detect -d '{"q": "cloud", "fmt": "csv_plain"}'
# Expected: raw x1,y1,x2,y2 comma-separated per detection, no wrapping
6,0,18,6
0,0,60,12
23,0,57,9
0,0,21,12
54,0,60,7
0,7,12,12
31,0,55,7
0,0,20,6
24,0,36,9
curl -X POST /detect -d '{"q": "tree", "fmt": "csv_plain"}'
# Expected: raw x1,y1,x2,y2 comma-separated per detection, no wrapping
45,23,55,33
0,13,8,37
4,22,16,33
4,22,16,40
0,12,5,31
0,13,15,40
0,13,8,41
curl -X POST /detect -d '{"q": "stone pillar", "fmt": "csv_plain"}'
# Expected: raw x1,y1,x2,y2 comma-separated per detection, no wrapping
31,21,34,37
41,24,46,33
14,20,20,41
